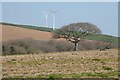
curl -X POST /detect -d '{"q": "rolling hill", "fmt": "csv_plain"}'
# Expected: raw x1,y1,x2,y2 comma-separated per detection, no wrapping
1,22,119,78
1,22,53,32
1,22,119,45
1,23,53,41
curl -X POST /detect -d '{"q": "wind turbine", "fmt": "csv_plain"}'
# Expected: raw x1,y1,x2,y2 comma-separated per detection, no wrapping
42,10,48,27
51,10,58,30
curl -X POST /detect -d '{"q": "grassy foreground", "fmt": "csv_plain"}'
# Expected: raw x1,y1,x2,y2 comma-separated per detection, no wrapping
2,49,118,78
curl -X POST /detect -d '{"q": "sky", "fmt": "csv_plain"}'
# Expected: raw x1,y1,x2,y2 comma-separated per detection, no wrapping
1,2,118,37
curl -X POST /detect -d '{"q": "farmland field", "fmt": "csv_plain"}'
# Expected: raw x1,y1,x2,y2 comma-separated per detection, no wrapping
1,23,118,44
2,24,52,41
2,49,118,78
1,23,119,79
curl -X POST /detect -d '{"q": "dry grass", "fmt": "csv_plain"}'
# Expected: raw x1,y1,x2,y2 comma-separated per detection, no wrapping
2,49,118,78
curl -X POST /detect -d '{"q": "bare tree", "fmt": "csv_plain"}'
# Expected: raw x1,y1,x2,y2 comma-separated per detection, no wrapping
53,22,101,51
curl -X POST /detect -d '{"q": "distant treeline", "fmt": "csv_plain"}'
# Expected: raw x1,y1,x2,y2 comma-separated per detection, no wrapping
2,38,118,55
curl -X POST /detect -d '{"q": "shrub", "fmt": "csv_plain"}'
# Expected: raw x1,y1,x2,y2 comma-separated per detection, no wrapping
53,41,74,52
2,39,74,55
38,44,57,53
2,38,117,55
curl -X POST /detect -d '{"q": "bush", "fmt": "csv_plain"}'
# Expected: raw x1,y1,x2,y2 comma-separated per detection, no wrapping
48,40,74,52
38,44,57,53
12,46,27,54
2,39,74,55
78,40,117,51
2,38,117,55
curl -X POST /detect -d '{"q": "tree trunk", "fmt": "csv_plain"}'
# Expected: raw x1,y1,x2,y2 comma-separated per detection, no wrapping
74,43,77,51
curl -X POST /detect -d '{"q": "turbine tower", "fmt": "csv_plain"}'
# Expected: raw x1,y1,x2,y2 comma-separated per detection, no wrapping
51,10,57,30
42,10,48,27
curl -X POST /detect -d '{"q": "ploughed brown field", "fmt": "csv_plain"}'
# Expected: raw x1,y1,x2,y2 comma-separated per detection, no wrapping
2,25,53,41
2,24,105,45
